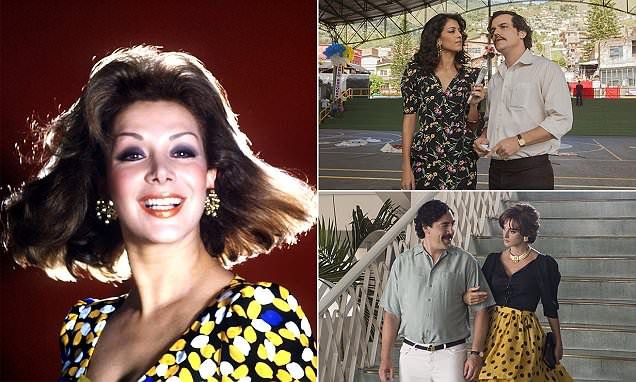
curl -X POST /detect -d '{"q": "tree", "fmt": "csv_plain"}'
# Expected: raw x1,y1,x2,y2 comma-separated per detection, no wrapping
583,0,621,60
533,31,549,57
390,15,415,92
369,74,383,96
552,51,568,68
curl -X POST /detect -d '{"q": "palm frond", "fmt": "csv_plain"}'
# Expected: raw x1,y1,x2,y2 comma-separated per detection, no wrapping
318,216,355,285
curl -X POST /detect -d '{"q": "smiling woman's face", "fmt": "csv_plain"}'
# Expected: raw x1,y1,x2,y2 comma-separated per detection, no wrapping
107,100,216,246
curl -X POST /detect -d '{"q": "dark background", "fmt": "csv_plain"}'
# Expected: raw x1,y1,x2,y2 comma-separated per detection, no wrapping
0,1,317,379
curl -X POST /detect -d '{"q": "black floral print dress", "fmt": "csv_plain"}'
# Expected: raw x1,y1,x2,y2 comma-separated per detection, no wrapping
401,61,480,189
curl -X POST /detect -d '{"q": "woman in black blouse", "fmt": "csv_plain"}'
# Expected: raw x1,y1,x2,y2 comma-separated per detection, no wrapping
464,204,572,381
400,13,486,190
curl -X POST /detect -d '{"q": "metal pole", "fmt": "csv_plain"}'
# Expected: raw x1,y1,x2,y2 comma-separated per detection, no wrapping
331,31,338,103
488,0,493,80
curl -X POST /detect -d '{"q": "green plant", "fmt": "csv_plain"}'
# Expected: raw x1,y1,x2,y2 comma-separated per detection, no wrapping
348,199,404,257
318,216,355,285
319,199,404,285
319,199,406,343
369,74,383,96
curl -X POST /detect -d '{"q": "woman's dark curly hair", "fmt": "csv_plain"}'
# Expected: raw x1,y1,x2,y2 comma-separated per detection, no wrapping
412,13,470,74
414,199,454,239
498,203,540,244
2,46,316,281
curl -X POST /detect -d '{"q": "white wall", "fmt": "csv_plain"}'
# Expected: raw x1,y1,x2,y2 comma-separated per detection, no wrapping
319,192,436,231
319,193,386,231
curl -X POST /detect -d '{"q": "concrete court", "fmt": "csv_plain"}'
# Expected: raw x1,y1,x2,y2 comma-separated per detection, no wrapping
319,129,636,190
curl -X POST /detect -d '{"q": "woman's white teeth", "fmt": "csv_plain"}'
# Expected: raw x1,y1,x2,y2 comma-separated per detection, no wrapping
144,198,182,210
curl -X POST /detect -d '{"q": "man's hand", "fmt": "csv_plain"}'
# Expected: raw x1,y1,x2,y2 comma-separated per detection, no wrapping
491,136,521,159
379,358,394,382
463,354,483,381
473,135,490,157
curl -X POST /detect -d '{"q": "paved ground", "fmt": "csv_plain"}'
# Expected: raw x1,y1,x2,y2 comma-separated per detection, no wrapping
319,129,636,190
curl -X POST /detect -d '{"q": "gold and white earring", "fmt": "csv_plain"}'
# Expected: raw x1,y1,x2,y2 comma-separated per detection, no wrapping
96,199,118,224
437,41,443,55
204,189,221,217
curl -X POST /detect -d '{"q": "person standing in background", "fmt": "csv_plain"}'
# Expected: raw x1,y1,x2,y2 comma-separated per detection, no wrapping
575,81,584,106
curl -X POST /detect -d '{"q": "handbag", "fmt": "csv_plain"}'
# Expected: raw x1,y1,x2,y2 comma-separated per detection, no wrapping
543,331,556,369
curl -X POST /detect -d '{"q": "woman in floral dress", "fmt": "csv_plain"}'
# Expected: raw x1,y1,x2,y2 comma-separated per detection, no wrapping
401,13,486,190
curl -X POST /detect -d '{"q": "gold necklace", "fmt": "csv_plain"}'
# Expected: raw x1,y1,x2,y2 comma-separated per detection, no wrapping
508,247,532,263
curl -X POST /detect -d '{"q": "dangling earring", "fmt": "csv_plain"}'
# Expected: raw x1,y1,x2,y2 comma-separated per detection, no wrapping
523,236,529,242
437,41,443,55
96,199,117,224
204,189,221,217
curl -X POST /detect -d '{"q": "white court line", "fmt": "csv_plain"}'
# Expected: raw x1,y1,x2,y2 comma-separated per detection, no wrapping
320,151,636,162
320,168,636,182
592,138,623,161
319,175,636,189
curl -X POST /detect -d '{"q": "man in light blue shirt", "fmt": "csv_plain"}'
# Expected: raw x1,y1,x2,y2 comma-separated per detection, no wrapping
379,200,495,382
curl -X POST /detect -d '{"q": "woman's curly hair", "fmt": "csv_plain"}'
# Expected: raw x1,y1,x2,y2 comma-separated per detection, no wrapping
498,203,540,244
2,46,316,281
412,13,470,74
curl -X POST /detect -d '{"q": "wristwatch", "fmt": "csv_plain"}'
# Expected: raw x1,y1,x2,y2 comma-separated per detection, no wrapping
516,134,526,147
469,350,484,358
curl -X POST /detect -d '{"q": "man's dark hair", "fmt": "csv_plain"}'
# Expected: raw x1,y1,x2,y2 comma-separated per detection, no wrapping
414,200,454,239
489,10,533,50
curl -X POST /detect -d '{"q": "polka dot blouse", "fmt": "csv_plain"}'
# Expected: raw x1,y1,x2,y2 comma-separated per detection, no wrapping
59,275,317,381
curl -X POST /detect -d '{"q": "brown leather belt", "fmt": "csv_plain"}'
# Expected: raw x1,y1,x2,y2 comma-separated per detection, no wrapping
403,338,466,352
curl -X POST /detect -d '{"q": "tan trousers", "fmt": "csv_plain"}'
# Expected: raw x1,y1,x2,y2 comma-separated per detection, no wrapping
399,342,467,382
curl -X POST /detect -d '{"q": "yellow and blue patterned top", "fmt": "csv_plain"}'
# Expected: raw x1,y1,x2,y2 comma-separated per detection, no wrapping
59,275,317,381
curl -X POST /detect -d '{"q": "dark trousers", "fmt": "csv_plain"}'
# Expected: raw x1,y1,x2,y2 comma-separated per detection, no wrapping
489,154,554,190
575,95,583,106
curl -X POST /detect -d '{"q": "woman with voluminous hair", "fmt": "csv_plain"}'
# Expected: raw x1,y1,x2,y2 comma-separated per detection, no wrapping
2,45,317,381
464,204,572,381
401,13,486,190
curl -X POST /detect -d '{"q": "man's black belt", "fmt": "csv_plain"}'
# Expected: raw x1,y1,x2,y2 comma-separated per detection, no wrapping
403,338,466,351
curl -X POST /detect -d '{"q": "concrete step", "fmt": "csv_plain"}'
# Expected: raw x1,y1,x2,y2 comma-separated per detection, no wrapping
539,298,636,327
514,192,636,201
462,319,636,354
473,254,636,278
561,349,636,381
485,217,636,236
559,276,636,301
540,323,636,353
359,348,636,382
546,256,636,279
504,200,636,218
471,236,636,257
355,369,630,382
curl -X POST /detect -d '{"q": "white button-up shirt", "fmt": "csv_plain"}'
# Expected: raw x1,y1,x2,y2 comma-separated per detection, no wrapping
485,49,573,159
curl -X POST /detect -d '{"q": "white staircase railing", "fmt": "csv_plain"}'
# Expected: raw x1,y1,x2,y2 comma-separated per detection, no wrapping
318,191,513,382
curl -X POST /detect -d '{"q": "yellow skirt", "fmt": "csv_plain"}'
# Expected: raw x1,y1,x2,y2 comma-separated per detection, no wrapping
478,306,573,382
